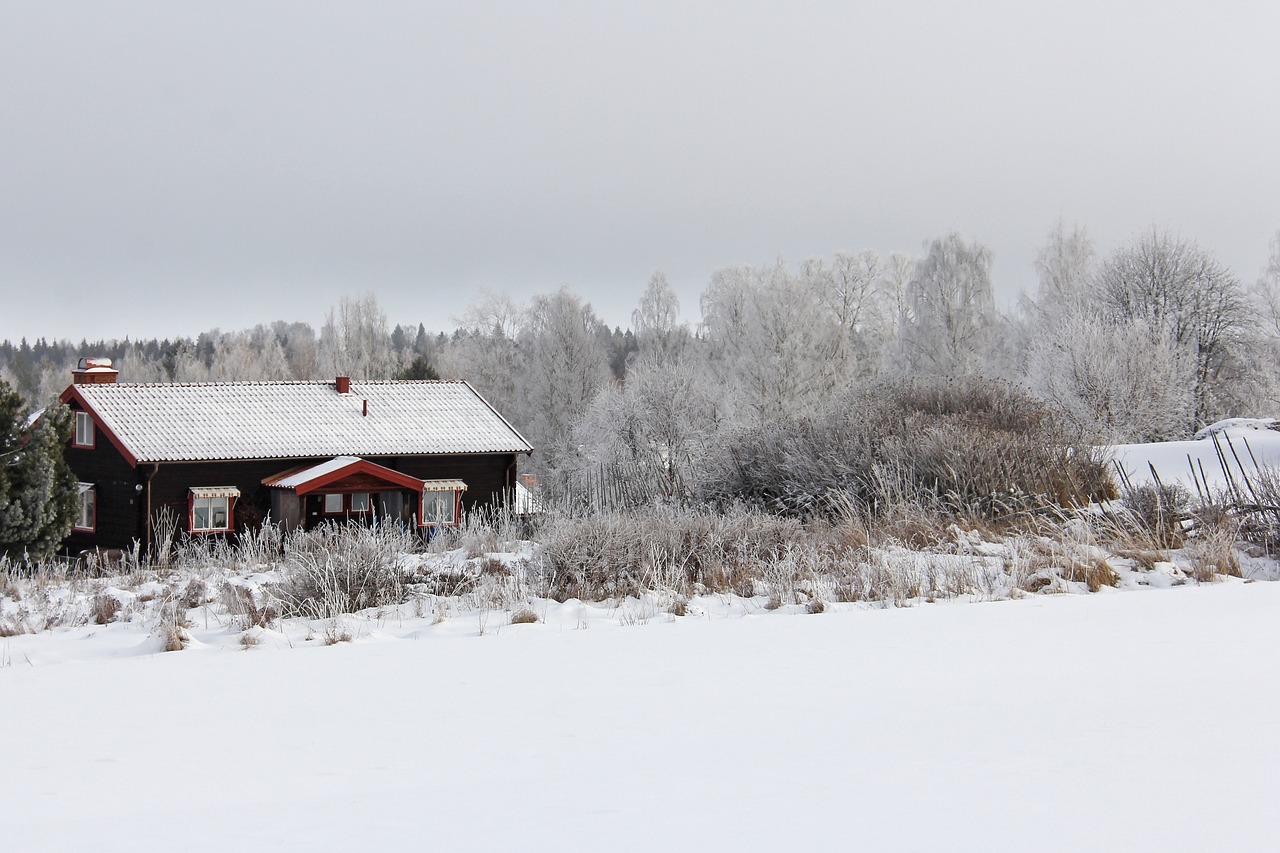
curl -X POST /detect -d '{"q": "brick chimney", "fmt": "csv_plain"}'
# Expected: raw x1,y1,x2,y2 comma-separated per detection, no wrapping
72,357,119,385
336,376,351,394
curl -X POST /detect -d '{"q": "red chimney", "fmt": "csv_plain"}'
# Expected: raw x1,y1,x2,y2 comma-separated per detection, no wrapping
72,357,119,385
336,376,350,394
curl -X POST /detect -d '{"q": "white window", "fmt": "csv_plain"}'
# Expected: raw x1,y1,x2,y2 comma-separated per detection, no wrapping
422,489,457,526
74,411,94,448
192,496,230,532
350,492,371,513
189,487,238,533
74,483,95,531
419,480,466,527
323,493,344,514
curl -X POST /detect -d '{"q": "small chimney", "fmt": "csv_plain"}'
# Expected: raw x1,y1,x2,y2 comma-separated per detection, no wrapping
336,376,350,394
72,357,119,385
362,399,368,417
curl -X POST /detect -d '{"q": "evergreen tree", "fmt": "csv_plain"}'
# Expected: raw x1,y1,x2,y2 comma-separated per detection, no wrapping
396,354,440,380
0,381,78,561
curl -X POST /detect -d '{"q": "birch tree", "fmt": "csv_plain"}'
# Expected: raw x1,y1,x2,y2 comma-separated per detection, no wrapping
700,262,850,420
896,234,996,375
318,292,396,380
517,286,612,468
631,271,688,365
436,289,523,417
1032,221,1095,317
1095,230,1247,427
573,359,720,499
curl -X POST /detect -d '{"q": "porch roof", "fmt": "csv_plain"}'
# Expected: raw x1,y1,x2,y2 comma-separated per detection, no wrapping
262,456,427,496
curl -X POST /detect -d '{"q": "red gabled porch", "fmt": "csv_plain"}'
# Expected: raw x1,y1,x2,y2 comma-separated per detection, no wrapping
262,456,466,530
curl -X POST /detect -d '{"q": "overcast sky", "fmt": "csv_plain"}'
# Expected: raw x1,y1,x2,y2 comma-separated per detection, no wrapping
2,0,1277,343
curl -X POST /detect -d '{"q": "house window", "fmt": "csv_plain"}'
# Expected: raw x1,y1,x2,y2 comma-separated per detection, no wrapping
74,411,94,448
322,493,373,515
74,483,96,531
419,480,466,527
189,487,239,533
422,489,458,526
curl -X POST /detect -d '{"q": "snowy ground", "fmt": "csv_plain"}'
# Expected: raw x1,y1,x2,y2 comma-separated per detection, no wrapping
1112,417,1280,492
6,444,1279,852
3,576,1277,851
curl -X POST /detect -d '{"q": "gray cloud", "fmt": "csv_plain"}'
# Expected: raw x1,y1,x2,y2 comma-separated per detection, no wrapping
2,0,1277,341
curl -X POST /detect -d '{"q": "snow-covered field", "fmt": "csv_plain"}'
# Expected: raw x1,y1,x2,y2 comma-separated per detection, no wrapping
6,422,1280,851
1113,417,1280,492
3,574,1277,851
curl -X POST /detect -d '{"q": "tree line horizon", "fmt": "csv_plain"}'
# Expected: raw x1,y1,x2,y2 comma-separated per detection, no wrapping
4,223,1280,484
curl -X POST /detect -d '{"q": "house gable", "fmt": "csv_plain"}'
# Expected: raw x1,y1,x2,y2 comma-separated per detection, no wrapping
262,456,427,495
60,385,140,467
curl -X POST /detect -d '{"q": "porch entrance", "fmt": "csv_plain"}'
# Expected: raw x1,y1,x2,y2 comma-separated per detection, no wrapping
263,456,427,532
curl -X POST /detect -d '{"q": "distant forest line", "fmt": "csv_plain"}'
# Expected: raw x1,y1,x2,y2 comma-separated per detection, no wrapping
5,224,1280,494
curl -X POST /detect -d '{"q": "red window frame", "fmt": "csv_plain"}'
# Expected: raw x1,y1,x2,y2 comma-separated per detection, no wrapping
419,488,462,528
73,484,96,532
73,411,95,449
188,492,236,534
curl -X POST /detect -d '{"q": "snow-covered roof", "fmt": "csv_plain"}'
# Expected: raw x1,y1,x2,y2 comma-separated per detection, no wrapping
62,380,533,464
514,480,543,515
265,456,365,489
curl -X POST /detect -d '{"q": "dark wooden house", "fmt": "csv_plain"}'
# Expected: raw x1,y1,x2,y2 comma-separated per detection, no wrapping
59,360,533,554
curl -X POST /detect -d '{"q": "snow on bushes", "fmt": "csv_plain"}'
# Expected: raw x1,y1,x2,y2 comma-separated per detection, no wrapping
698,376,1114,518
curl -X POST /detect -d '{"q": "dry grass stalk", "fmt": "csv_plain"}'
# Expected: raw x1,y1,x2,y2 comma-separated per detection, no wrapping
1062,557,1120,592
91,592,122,625
509,607,539,624
1185,521,1242,582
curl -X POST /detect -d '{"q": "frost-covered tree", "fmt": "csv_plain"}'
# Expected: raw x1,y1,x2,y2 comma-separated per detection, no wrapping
171,338,212,382
273,321,320,379
517,287,612,468
633,271,680,340
206,330,293,381
1250,231,1280,340
1032,221,1095,317
807,251,881,337
436,289,523,418
896,234,996,375
1095,230,1247,427
318,292,396,380
631,271,689,365
1026,310,1193,443
1004,223,1098,383
29,360,76,406
700,262,850,420
1242,231,1280,409
881,252,915,320
0,382,77,561
116,343,167,384
800,249,899,378
573,359,720,499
